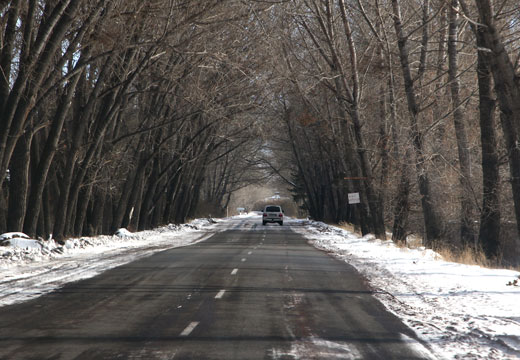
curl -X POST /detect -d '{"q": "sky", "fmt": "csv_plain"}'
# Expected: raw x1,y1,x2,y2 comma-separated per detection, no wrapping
1,214,519,359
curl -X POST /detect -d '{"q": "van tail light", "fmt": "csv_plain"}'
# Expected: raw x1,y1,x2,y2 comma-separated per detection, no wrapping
263,213,267,217
279,213,283,217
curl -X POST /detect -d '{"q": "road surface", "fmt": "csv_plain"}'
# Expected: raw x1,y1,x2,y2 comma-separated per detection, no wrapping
0,218,434,359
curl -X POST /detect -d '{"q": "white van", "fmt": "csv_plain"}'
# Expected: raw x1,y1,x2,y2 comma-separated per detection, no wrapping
262,205,284,226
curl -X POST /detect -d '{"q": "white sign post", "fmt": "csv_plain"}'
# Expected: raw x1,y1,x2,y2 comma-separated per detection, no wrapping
348,192,360,204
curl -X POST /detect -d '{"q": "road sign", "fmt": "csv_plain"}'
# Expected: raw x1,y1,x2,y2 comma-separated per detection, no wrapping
348,192,360,204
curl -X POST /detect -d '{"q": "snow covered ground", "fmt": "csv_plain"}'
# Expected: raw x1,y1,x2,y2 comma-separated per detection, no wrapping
293,219,520,360
0,219,219,307
1,214,520,359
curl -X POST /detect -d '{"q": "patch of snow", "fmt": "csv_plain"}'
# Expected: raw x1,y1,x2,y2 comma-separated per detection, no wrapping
0,232,30,240
114,228,134,238
271,336,362,359
189,217,218,227
4,238,42,250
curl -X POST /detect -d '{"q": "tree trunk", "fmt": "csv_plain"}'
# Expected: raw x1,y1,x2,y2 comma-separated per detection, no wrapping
391,0,443,247
7,131,32,231
162,174,180,224
89,188,107,236
476,26,500,259
74,181,93,235
113,160,145,231
392,164,410,243
0,0,20,111
138,158,160,230
447,0,475,247
388,61,411,243
0,190,7,232
474,0,520,242
129,173,146,230
338,0,386,239
24,70,83,236
431,5,448,145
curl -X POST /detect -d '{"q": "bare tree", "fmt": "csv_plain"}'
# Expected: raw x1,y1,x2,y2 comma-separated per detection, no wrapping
390,0,443,247
447,0,475,246
473,0,520,245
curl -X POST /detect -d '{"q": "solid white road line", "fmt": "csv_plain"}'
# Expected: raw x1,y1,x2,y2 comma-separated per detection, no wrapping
231,268,238,275
215,290,226,299
180,322,199,336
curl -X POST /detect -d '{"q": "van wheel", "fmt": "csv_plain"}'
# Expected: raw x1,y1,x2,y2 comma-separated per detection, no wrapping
279,221,283,226
262,221,266,225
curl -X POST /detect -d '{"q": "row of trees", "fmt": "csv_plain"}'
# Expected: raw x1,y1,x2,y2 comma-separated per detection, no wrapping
260,0,519,262
0,1,270,241
2,0,519,263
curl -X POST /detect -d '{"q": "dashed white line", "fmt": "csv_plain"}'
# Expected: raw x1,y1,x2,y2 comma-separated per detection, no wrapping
231,268,238,275
215,290,226,299
180,322,199,336
248,251,252,255
241,258,246,262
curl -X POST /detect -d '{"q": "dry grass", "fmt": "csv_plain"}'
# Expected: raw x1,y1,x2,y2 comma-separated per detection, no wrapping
338,222,358,234
405,235,423,249
435,246,491,267
334,222,519,270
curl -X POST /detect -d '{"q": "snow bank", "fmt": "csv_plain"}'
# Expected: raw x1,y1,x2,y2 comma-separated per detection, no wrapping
2,238,42,250
294,220,520,360
0,219,220,307
114,228,134,238
0,232,31,241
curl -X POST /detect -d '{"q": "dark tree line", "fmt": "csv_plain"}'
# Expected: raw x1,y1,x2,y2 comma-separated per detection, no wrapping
2,0,520,264
0,1,269,241
258,0,520,262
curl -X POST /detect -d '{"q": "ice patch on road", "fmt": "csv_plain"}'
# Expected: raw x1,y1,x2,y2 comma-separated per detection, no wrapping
270,337,361,359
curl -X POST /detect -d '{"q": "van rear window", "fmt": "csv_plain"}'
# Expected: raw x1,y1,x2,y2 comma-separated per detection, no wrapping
265,206,281,212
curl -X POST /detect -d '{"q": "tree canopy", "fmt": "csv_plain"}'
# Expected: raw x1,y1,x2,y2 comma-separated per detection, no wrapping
1,0,520,264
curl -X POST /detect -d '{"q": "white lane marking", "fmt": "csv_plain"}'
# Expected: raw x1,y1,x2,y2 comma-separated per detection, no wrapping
180,322,199,336
215,290,226,299
241,258,246,262
231,268,238,275
248,251,252,255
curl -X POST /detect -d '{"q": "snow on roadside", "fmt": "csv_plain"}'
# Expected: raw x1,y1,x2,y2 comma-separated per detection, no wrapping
293,220,520,360
0,219,218,307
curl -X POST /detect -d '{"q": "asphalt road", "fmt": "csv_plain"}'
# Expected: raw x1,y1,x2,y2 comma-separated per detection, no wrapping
0,218,434,359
